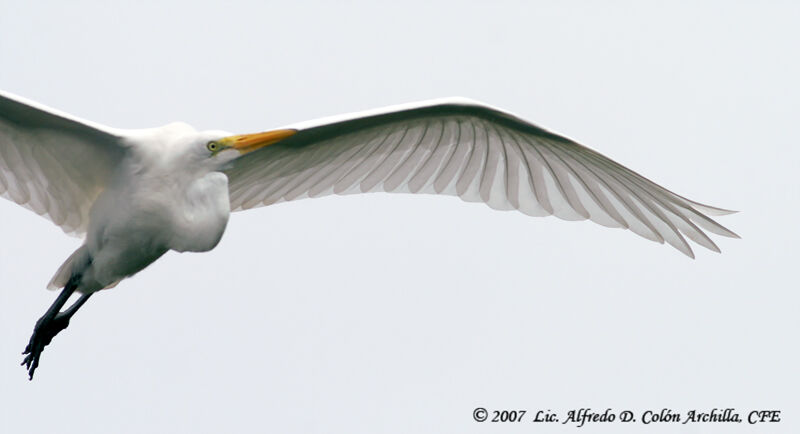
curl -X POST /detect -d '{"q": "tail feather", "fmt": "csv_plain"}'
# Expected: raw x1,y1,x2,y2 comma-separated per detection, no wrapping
47,246,90,290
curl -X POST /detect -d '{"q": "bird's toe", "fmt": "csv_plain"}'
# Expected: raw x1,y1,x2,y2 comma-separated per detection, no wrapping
21,314,71,379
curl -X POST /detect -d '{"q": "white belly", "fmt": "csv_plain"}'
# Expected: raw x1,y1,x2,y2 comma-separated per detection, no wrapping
78,171,231,290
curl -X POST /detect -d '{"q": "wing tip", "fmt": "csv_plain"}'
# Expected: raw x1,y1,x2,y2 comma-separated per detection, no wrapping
689,200,739,216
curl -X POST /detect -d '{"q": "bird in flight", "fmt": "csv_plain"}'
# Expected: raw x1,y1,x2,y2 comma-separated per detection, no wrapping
0,90,737,379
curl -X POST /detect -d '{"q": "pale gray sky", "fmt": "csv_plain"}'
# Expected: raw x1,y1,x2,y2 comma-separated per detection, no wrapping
1,1,798,433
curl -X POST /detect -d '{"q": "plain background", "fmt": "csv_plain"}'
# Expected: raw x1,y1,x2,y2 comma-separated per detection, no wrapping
1,1,797,433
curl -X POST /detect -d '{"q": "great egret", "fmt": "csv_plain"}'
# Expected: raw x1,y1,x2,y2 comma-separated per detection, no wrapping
0,90,737,379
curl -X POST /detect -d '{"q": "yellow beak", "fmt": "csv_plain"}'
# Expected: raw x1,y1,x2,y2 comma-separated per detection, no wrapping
221,129,297,154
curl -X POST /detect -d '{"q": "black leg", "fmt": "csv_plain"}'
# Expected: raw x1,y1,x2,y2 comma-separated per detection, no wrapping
22,280,93,380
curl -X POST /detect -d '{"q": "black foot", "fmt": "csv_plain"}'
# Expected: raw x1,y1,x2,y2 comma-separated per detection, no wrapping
21,313,71,380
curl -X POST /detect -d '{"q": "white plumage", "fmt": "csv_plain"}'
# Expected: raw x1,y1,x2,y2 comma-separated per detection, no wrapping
0,89,737,378
228,98,737,256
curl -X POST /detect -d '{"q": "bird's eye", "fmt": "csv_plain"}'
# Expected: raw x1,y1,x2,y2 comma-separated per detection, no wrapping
207,141,219,152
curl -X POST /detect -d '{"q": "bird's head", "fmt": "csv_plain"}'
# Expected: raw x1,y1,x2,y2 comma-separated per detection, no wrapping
177,128,297,172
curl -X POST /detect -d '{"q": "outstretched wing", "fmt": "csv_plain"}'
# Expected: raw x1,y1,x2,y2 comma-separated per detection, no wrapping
225,98,738,258
0,90,125,235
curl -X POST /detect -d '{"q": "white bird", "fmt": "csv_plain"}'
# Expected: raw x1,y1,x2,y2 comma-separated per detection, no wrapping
1,90,737,379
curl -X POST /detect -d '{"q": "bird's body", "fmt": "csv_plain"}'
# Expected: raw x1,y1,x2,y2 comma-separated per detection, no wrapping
49,123,235,294
0,89,738,379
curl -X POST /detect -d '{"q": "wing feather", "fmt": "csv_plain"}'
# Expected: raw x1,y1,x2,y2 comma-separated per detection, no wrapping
544,142,628,228
478,121,501,207
308,129,387,197
433,120,468,195
0,90,124,235
455,122,483,201
360,123,420,193
406,119,449,194
337,128,404,194
385,120,439,192
553,143,666,242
